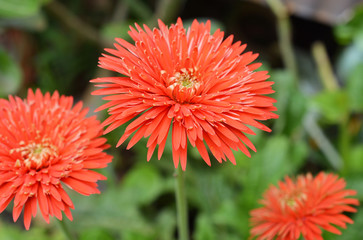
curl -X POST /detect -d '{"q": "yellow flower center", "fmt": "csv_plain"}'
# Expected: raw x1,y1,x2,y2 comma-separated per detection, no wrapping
11,141,58,170
169,68,199,89
174,68,198,88
282,190,307,210
167,68,201,103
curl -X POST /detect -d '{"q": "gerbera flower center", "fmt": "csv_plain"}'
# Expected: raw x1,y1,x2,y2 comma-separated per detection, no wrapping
167,68,200,103
176,69,198,88
11,141,58,170
282,190,307,210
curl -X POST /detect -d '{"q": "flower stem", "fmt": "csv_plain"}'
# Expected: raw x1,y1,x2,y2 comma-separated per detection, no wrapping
57,219,76,240
175,166,189,240
312,42,339,91
266,0,298,83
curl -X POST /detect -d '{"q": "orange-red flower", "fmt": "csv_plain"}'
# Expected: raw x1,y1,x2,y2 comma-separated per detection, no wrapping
250,172,359,240
92,18,277,170
0,89,112,229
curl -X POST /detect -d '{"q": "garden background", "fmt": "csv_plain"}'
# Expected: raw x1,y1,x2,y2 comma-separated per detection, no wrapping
1,0,363,239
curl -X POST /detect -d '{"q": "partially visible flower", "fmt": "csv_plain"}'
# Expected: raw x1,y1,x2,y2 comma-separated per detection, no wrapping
92,18,277,170
250,172,359,240
0,89,112,229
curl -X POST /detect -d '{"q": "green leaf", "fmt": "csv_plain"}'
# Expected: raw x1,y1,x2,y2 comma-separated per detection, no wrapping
0,223,63,240
0,48,22,96
194,214,216,240
269,70,301,134
336,42,363,81
80,228,114,240
347,63,363,111
213,199,242,231
257,135,291,182
240,135,290,208
348,145,363,173
285,88,307,133
335,6,363,44
311,90,348,122
345,176,363,201
121,164,164,205
154,208,176,240
0,0,49,18
240,135,307,207
290,140,308,170
72,192,153,234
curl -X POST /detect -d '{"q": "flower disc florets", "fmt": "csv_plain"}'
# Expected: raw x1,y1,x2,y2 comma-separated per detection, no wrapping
11,140,57,170
167,68,201,103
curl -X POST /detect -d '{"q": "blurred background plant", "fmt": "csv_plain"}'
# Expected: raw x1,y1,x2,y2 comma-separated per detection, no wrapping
1,0,363,239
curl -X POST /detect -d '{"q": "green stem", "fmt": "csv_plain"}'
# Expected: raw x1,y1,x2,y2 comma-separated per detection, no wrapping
312,42,339,91
57,219,76,240
175,166,189,240
266,0,298,83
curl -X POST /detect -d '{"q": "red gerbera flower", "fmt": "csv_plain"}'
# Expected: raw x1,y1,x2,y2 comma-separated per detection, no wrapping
91,18,277,170
250,172,359,240
0,89,112,229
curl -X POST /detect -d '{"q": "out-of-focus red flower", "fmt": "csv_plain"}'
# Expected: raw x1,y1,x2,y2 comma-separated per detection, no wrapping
250,172,359,240
92,18,277,170
0,89,112,229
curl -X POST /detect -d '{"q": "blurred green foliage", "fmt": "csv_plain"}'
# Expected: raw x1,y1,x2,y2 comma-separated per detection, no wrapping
1,0,363,240
0,0,49,18
0,47,22,96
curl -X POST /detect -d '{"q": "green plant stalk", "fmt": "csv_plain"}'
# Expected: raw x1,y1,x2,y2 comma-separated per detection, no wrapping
278,16,298,83
266,0,298,83
175,166,189,240
58,219,76,240
312,42,339,91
